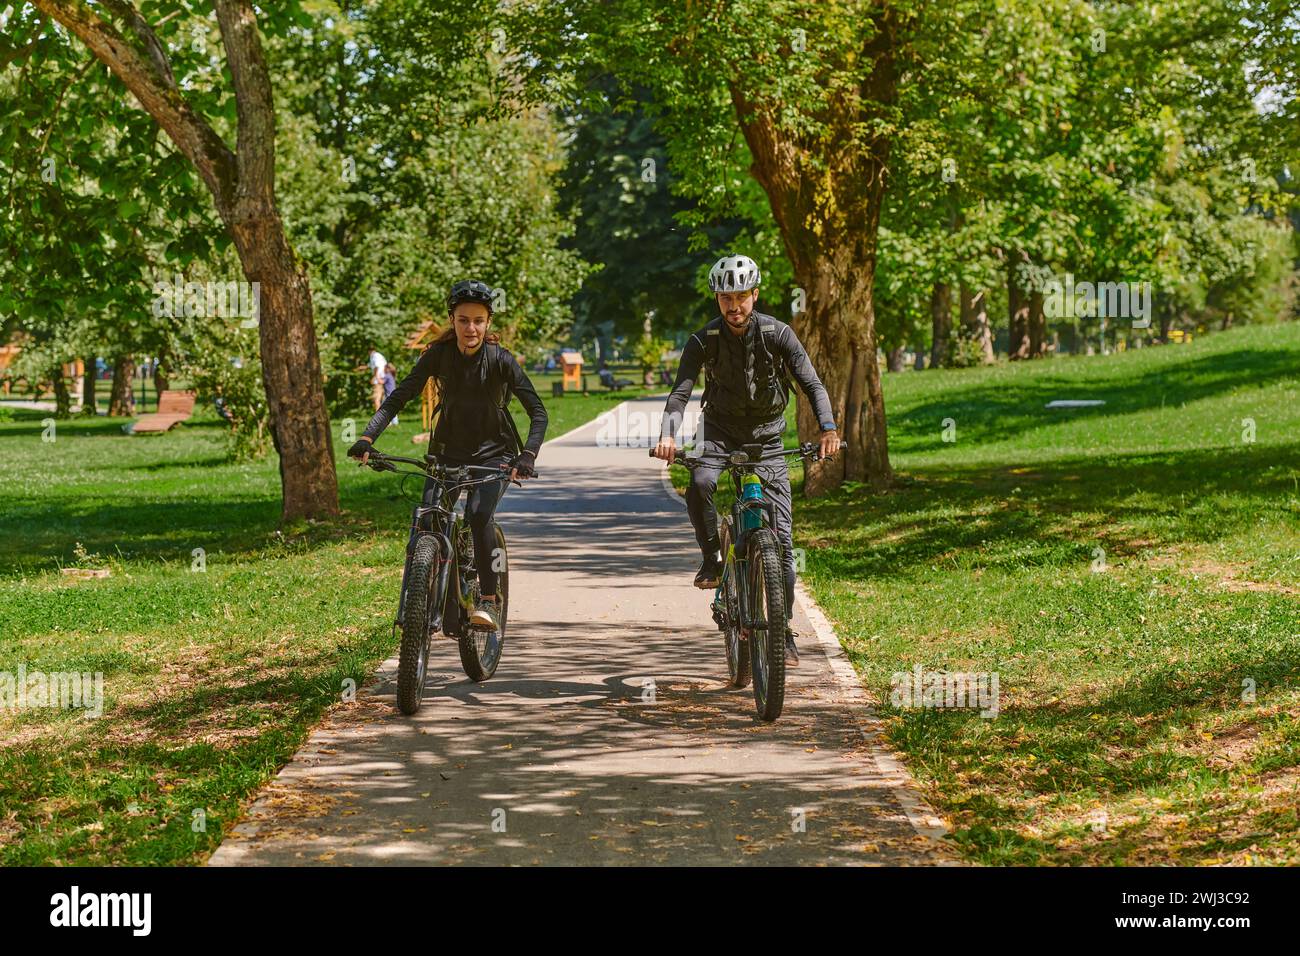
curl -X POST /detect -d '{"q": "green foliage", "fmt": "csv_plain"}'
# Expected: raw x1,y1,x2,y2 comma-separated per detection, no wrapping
0,4,228,366
272,2,592,408
633,334,673,376
555,76,752,343
173,308,271,461
873,0,1299,355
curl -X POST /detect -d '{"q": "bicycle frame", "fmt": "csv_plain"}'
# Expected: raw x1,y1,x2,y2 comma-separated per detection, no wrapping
393,481,456,631
674,442,814,633
722,461,781,633
367,453,512,634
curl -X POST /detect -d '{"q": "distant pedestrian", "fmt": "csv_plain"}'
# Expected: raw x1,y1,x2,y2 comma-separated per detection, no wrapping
367,346,388,412
384,363,399,425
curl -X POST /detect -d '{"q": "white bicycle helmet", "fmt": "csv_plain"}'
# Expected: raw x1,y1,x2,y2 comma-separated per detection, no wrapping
708,254,761,293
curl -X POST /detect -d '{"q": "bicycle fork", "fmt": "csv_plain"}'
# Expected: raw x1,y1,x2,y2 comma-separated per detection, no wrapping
394,511,454,634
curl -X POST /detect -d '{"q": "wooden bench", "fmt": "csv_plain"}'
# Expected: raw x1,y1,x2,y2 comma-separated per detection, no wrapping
131,390,197,433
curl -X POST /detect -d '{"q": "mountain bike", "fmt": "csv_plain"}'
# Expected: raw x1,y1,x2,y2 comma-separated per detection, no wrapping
363,451,522,713
665,441,841,722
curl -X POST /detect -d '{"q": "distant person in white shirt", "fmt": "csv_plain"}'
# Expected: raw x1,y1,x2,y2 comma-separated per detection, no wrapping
366,346,397,425
368,346,387,408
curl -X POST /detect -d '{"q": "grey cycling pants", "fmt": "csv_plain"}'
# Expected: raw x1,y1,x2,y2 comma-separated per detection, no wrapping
684,419,795,621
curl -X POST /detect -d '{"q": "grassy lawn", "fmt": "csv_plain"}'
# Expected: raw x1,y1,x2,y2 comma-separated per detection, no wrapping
789,323,1299,865
4,327,1296,866
0,381,649,864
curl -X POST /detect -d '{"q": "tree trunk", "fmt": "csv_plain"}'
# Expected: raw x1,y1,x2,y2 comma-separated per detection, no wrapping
32,0,340,522
51,365,72,418
154,346,170,392
886,346,906,372
1007,258,1030,360
729,12,898,495
225,211,338,521
1028,287,1047,358
959,284,995,364
785,255,891,494
81,356,97,415
108,355,135,417
929,282,952,369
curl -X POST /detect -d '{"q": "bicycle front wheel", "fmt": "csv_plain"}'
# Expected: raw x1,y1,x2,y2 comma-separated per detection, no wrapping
746,528,786,721
458,521,507,682
719,520,750,688
397,534,440,715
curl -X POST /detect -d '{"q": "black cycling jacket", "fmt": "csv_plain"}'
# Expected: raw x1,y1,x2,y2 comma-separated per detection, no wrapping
362,339,547,463
659,312,836,441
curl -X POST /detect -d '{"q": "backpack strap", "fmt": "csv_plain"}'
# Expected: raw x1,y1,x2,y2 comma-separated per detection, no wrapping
756,317,795,398
698,318,723,410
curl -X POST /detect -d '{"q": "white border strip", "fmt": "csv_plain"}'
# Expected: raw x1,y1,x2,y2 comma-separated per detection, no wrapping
658,463,685,509
794,579,951,845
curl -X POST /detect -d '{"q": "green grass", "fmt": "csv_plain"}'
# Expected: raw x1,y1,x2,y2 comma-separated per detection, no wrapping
5,328,1297,865
788,323,1300,865
0,380,655,864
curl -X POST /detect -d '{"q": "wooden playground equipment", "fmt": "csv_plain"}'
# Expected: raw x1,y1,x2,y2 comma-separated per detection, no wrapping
404,318,442,444
560,351,584,391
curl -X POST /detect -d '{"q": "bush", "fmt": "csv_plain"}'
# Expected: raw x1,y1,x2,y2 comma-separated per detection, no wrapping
176,319,272,461
635,335,673,377
946,334,990,369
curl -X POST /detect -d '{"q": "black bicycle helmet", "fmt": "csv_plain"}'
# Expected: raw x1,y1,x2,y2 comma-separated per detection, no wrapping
447,279,495,313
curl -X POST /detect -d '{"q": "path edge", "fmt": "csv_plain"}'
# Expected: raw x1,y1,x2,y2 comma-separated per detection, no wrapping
794,579,951,846
657,441,953,849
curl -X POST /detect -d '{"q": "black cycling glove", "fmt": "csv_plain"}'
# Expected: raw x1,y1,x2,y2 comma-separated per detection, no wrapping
509,450,536,478
347,440,373,459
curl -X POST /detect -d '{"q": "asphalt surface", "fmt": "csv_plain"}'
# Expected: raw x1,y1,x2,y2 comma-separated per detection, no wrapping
209,395,951,866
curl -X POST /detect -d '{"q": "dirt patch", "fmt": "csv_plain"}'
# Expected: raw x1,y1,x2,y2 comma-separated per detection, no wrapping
1147,551,1299,596
1185,720,1262,771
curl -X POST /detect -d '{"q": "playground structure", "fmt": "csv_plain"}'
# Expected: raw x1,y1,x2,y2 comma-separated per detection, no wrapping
404,318,442,444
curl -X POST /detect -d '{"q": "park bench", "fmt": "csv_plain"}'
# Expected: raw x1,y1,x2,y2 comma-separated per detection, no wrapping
599,368,635,391
130,390,197,433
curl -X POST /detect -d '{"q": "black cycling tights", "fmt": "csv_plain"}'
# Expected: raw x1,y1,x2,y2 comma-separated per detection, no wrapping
422,471,509,597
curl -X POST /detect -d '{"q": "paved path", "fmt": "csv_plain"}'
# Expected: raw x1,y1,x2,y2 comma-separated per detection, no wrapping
210,396,951,866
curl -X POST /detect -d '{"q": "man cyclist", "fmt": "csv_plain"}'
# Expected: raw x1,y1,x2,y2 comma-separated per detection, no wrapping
651,255,840,666
348,279,546,631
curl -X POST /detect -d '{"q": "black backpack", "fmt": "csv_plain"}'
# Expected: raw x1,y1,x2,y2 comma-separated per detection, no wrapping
699,314,795,413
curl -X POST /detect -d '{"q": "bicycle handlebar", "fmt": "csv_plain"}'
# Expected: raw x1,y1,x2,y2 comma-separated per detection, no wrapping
359,450,536,484
650,440,847,469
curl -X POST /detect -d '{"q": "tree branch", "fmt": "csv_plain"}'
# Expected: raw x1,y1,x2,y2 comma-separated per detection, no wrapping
28,0,237,215
213,0,276,204
37,57,97,160
100,0,177,89
0,14,48,69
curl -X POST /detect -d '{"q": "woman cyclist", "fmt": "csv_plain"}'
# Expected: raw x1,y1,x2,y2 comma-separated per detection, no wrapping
347,280,547,630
